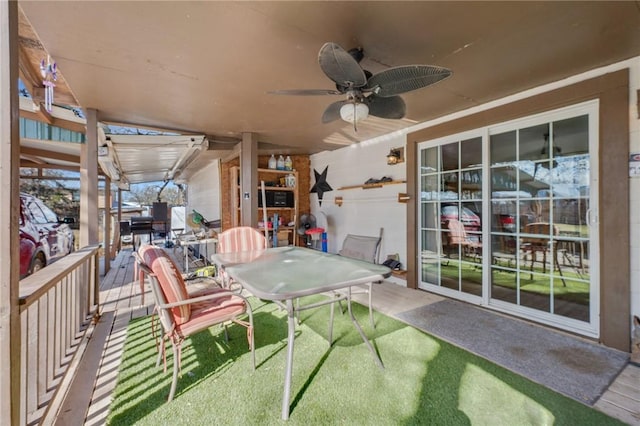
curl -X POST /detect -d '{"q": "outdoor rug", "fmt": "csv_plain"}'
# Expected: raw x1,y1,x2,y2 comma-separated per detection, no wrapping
107,297,625,425
395,299,629,405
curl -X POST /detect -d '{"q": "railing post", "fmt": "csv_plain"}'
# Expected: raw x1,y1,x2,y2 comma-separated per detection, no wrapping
0,2,22,425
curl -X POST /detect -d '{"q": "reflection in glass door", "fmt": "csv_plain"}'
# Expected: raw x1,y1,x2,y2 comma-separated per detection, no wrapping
419,135,484,301
490,114,593,324
418,102,598,336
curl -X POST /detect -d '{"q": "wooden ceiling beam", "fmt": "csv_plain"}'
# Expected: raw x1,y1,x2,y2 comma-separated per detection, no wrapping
20,161,79,171
20,154,46,164
19,108,86,133
17,41,42,94
20,146,79,164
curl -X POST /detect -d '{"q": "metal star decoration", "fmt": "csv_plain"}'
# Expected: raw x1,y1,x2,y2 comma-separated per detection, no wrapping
310,166,332,206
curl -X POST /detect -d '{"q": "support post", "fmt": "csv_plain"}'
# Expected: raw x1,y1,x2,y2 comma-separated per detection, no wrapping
80,108,99,248
240,132,258,227
0,2,22,424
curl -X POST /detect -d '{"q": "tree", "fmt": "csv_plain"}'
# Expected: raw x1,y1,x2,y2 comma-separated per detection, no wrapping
20,169,79,220
125,183,184,207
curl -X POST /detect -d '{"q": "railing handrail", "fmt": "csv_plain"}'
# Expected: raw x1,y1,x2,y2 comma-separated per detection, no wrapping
19,244,99,310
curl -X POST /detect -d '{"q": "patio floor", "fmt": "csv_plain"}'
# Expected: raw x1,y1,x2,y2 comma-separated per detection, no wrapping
65,245,639,425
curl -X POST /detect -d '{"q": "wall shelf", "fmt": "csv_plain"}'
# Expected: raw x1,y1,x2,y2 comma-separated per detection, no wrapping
337,180,406,191
230,165,299,246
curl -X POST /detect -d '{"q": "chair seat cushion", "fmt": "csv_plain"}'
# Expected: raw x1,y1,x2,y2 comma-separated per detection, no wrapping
176,294,247,338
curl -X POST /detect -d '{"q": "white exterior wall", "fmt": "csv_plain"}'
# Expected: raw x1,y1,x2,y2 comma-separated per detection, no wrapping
186,158,222,231
309,135,407,277
310,56,640,319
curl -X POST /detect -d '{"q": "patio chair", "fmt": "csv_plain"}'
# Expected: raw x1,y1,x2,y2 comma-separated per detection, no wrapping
521,222,565,285
445,219,482,262
135,244,220,305
135,245,255,401
334,228,384,328
217,226,267,252
215,226,267,290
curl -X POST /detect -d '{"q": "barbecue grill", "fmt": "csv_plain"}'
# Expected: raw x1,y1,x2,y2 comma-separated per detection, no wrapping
130,216,153,248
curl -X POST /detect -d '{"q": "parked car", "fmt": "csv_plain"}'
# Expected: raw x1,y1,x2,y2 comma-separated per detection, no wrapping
20,193,75,278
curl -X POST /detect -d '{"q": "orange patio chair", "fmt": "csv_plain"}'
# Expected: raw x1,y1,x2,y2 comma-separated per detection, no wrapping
135,245,255,401
215,226,267,290
136,244,220,305
445,219,482,261
217,226,267,253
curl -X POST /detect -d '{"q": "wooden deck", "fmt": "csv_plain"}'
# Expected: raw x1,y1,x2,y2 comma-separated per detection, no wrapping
68,246,639,425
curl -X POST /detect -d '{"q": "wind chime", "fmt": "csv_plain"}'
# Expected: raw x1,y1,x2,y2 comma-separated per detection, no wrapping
40,55,57,112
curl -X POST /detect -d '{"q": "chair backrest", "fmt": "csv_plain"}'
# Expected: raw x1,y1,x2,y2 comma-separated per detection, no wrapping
522,222,558,247
133,250,177,334
446,219,469,245
339,228,383,264
139,245,191,325
217,226,267,253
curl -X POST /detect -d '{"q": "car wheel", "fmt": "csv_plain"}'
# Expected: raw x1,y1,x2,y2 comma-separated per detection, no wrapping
30,256,45,275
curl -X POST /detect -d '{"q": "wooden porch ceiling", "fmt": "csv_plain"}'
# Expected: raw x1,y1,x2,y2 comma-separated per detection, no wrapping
16,1,640,182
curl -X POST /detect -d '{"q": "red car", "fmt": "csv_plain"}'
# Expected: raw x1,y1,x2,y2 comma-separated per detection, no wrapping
20,193,75,278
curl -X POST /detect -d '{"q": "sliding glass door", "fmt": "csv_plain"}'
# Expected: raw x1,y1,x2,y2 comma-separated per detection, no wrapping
418,101,599,336
419,132,485,303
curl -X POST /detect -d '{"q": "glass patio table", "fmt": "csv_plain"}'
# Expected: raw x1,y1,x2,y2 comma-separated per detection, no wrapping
212,246,391,420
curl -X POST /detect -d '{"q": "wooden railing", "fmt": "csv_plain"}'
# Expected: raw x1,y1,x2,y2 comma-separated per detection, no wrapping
18,245,100,426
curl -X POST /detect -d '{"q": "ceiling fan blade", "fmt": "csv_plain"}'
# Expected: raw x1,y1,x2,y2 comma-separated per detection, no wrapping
318,42,367,89
366,95,406,119
367,65,452,97
268,89,342,96
322,100,348,123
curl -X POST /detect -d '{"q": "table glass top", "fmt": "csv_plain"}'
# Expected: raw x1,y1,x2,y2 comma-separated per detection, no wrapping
220,247,391,300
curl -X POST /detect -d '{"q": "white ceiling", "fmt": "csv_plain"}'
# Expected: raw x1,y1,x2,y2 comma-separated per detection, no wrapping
17,1,640,183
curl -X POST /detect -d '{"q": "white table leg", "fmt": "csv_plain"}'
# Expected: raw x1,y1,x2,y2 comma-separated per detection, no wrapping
282,299,296,420
347,288,384,369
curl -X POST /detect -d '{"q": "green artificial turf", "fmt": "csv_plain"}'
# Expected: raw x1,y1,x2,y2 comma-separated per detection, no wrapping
107,298,622,425
437,259,590,305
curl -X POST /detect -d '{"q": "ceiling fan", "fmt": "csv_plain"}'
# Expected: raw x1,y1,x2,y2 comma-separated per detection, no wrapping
269,42,452,131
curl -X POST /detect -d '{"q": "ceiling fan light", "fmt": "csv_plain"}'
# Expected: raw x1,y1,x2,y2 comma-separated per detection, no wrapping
339,103,369,123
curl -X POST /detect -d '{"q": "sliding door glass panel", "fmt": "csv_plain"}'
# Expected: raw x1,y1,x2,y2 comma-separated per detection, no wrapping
421,229,440,284
490,131,516,163
489,113,592,322
442,142,458,171
520,272,551,312
419,137,483,297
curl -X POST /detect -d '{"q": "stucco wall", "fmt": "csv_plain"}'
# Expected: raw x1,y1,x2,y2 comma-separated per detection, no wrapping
309,135,407,277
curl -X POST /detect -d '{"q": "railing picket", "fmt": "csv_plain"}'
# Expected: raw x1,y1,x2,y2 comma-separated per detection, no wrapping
37,294,48,406
26,305,38,423
54,283,61,380
46,287,55,391
18,246,100,425
20,312,27,425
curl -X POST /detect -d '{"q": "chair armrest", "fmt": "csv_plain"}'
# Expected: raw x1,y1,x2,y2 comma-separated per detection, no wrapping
158,290,248,309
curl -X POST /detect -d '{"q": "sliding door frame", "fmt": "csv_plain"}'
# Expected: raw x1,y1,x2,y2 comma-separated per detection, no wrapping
407,69,629,351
